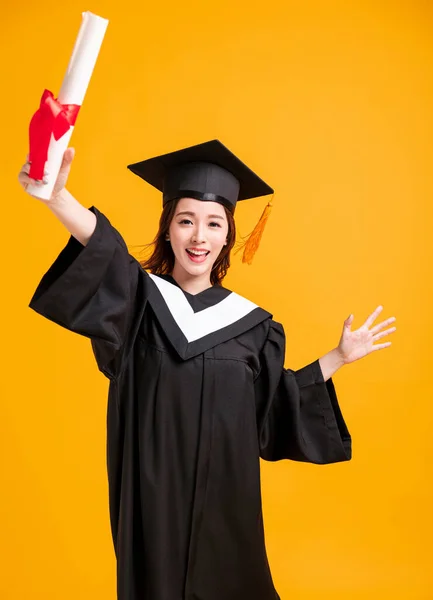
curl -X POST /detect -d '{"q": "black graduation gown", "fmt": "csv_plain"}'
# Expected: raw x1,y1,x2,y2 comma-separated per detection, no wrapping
29,207,352,600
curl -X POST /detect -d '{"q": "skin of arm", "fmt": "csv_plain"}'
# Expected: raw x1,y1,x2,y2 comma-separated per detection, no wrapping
318,348,345,382
47,188,97,246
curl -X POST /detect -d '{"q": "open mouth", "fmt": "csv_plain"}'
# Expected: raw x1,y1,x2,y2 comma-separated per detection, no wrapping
186,249,210,263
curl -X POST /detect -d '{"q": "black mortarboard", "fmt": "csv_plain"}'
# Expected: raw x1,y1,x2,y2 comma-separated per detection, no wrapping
127,139,273,210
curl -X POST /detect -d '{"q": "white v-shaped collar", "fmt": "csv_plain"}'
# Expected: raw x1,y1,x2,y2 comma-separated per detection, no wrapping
148,274,260,342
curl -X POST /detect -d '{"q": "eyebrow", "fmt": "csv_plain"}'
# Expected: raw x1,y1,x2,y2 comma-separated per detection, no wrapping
175,211,224,220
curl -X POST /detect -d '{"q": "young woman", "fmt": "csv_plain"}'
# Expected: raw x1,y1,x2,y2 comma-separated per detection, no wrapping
19,140,396,600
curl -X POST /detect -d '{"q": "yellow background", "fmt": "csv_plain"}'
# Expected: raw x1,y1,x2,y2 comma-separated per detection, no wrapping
1,0,432,598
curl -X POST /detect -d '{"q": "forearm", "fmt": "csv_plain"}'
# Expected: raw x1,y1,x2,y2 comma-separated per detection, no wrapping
47,188,97,246
318,348,345,382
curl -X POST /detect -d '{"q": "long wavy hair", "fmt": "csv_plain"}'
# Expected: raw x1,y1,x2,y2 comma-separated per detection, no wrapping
137,198,236,286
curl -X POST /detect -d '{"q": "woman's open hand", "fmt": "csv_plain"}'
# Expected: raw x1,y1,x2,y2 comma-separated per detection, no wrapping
337,306,396,365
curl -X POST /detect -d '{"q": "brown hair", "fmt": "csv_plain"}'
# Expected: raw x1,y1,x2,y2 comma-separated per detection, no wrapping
136,198,236,286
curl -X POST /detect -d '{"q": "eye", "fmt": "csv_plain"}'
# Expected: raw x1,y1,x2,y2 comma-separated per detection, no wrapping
209,221,222,228
179,218,193,225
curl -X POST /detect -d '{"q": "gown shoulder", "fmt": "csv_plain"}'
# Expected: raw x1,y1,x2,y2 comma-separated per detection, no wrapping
29,205,149,379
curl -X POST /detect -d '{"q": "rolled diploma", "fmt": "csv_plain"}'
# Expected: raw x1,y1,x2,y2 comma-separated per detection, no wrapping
27,11,108,200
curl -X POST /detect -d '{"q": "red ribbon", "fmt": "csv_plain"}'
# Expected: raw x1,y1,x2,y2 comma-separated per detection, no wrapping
28,89,80,181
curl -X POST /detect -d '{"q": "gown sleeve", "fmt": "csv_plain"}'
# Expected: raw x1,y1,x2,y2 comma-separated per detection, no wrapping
28,206,147,381
255,320,352,464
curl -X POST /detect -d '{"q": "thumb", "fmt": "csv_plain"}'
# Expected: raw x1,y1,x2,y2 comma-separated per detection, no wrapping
60,147,75,170
344,314,354,328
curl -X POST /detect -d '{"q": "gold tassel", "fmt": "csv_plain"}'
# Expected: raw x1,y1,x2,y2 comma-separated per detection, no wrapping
236,197,273,265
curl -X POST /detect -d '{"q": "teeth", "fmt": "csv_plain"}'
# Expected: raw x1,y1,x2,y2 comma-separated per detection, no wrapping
187,249,208,256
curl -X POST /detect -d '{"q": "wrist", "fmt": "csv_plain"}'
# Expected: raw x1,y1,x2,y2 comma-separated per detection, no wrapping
334,346,347,368
47,188,70,210
318,347,346,382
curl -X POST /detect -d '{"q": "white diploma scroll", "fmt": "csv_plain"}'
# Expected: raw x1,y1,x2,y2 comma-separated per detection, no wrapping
27,11,108,200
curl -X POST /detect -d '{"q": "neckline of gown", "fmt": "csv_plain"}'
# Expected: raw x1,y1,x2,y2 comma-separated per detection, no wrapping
146,273,272,359
159,274,224,299
155,274,233,314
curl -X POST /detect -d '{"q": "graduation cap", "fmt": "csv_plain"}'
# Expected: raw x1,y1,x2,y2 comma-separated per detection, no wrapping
127,139,274,264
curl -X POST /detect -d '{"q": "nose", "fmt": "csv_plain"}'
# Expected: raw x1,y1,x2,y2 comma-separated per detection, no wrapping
191,222,206,244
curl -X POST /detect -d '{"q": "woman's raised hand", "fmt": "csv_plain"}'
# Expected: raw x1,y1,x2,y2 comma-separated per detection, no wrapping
337,306,397,365
18,147,75,203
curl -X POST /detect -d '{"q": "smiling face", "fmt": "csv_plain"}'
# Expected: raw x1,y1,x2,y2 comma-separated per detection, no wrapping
168,197,229,284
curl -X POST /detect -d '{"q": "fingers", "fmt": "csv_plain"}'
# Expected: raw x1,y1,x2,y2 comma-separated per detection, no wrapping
370,315,397,336
372,326,397,342
363,305,397,334
364,305,384,329
371,342,392,351
18,160,48,189
18,161,32,189
18,147,74,189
